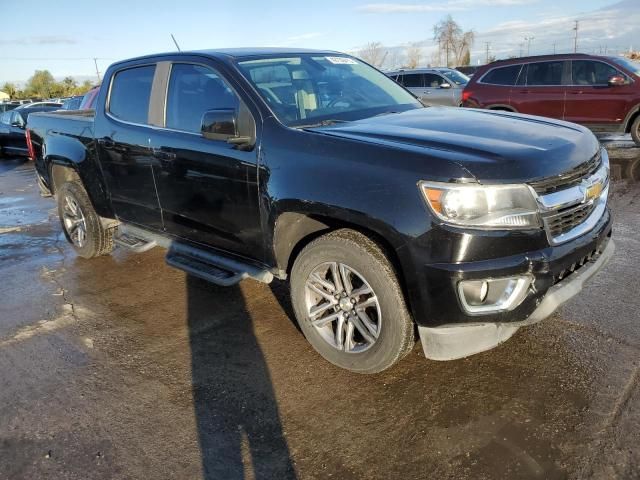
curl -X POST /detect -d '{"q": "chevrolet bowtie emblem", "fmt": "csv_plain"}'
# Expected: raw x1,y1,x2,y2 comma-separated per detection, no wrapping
583,181,603,202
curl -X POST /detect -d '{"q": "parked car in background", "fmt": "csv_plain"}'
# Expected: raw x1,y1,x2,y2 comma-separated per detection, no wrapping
387,67,470,106
61,96,84,110
462,53,640,145
0,104,61,157
0,102,21,113
27,48,613,373
78,86,99,110
15,101,63,110
456,65,480,77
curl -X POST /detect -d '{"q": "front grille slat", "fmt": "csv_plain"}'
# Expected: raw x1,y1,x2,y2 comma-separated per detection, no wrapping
531,151,602,194
546,203,595,237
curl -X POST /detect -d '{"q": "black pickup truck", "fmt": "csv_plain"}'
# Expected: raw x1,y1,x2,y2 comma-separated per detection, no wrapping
27,48,614,373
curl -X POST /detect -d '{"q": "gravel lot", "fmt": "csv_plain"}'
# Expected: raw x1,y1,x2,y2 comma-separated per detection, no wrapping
0,140,638,479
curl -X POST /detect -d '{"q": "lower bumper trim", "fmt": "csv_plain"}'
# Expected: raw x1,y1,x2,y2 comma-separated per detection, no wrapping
418,239,615,361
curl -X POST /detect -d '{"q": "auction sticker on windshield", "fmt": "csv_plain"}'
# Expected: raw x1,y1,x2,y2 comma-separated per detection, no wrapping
326,57,358,65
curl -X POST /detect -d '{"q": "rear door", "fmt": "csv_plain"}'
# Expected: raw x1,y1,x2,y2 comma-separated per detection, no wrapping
149,60,264,261
564,59,634,127
94,64,164,230
510,60,567,119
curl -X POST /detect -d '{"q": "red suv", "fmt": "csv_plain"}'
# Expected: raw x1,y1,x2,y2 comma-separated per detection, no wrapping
462,54,640,145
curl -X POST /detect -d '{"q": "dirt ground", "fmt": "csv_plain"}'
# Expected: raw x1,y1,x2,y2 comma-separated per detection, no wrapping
0,141,639,480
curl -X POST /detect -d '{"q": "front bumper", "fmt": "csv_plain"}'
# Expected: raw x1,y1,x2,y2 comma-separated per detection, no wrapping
418,238,615,360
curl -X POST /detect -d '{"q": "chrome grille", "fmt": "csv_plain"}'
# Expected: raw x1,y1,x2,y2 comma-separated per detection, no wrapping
534,148,609,246
530,150,602,194
545,203,596,238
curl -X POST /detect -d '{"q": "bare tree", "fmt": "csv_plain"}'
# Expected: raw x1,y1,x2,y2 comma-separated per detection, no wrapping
358,42,387,68
405,43,422,69
433,15,474,67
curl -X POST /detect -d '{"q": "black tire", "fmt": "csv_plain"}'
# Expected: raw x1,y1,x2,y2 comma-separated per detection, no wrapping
57,181,115,258
631,115,640,147
290,229,415,374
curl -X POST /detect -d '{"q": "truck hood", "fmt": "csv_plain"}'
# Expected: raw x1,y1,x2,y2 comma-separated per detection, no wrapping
312,107,600,184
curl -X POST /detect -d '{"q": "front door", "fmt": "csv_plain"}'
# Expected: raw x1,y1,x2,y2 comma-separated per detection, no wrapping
94,64,164,231
422,73,455,106
150,62,263,262
564,59,633,127
510,61,567,119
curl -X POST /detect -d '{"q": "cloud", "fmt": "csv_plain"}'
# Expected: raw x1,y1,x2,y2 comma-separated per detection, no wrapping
0,36,77,46
357,0,537,14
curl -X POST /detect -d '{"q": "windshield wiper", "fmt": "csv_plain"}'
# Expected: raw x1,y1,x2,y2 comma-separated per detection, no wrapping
295,119,348,129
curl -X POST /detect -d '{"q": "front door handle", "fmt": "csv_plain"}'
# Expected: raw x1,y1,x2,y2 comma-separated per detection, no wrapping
569,91,583,95
152,148,176,161
518,89,531,94
99,137,115,148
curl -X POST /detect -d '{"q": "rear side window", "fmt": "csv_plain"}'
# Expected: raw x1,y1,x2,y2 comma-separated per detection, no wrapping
481,65,522,85
571,60,619,85
525,61,563,86
108,65,156,124
165,64,239,133
402,73,424,88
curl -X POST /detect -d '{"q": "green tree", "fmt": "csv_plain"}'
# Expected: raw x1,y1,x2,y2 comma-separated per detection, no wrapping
24,70,57,99
1,82,18,99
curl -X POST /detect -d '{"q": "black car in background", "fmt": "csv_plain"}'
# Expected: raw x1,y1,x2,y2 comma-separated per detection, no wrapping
0,105,61,157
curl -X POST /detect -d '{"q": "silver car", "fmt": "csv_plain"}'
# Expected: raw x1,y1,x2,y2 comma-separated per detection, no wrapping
386,68,470,107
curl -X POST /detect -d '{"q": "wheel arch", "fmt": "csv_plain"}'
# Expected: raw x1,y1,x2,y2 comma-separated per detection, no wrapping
624,104,640,133
487,104,516,112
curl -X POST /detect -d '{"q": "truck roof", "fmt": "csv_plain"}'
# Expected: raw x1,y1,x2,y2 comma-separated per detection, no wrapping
109,47,343,68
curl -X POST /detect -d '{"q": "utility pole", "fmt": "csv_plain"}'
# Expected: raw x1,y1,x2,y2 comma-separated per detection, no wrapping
519,43,525,57
552,42,557,54
485,42,491,64
93,58,101,82
525,36,534,56
573,20,579,53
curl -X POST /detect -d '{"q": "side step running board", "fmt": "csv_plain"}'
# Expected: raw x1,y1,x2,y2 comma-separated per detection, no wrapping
166,242,273,287
114,232,157,253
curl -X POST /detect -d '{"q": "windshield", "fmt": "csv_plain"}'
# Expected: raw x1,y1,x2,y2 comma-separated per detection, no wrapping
439,69,470,85
237,55,422,127
609,57,640,76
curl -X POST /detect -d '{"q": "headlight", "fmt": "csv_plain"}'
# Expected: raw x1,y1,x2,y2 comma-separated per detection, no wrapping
419,181,541,229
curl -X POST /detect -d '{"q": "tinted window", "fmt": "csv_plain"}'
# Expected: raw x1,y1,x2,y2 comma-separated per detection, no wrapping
525,61,563,86
108,65,155,124
481,65,522,85
440,69,469,85
572,60,619,85
0,111,10,125
424,73,444,88
165,64,239,133
402,73,424,88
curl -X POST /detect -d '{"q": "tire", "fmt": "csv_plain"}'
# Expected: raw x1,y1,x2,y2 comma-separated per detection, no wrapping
57,181,115,258
631,115,640,147
290,229,415,374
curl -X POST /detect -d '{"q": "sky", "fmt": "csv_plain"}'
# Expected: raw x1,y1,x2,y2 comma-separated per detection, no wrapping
0,0,637,84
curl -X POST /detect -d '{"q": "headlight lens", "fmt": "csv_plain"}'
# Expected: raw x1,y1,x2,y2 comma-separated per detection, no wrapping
420,181,541,229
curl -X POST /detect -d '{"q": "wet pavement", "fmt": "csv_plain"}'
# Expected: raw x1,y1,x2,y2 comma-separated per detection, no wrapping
0,141,639,479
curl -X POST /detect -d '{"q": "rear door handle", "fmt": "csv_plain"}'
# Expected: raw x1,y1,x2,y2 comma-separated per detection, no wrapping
569,91,583,95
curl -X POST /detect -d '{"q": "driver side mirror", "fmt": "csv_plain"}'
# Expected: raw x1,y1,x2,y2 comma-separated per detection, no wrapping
440,82,452,89
201,107,255,148
608,75,626,87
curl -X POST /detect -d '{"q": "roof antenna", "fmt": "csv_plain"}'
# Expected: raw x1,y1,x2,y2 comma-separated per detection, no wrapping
170,33,181,52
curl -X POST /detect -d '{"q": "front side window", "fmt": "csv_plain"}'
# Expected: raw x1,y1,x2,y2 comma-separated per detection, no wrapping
237,55,421,127
571,60,619,85
424,73,444,88
108,65,156,124
481,65,522,85
165,64,239,133
525,61,564,86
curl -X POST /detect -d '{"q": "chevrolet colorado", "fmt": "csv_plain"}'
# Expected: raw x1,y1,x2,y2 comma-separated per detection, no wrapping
27,49,614,373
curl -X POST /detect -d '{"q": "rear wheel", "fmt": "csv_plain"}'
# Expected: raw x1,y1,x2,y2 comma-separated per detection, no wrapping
290,229,415,373
57,181,115,258
631,115,640,146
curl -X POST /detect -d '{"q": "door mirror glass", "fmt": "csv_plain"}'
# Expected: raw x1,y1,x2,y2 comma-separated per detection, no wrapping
608,74,626,87
440,82,452,89
201,109,237,141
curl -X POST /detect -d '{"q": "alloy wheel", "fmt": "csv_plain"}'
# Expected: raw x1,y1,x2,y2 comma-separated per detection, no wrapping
62,194,87,248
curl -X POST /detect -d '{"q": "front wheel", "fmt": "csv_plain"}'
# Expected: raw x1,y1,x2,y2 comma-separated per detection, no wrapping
290,229,415,373
631,116,640,147
57,181,115,258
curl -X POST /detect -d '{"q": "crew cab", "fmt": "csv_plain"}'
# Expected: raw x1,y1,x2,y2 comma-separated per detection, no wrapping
27,49,614,373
